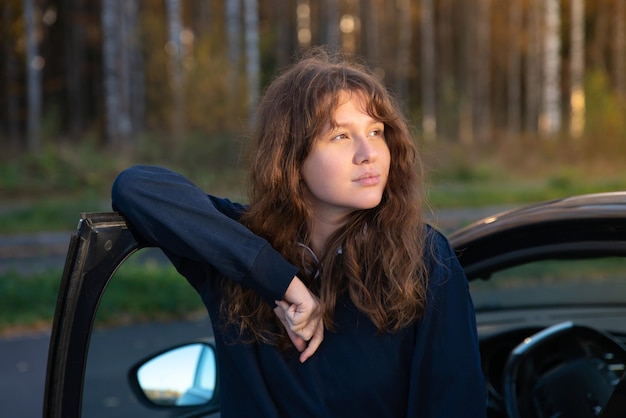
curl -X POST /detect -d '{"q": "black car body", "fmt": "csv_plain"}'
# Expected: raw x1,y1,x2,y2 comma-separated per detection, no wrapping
44,192,626,417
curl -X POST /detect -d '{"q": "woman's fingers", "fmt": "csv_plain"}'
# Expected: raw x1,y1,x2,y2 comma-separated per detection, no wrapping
274,301,307,352
273,299,324,361
298,319,324,363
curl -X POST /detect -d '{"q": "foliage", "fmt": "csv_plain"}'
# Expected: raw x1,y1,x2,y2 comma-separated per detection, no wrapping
585,71,626,139
94,256,205,326
3,0,625,149
0,269,61,334
0,259,204,336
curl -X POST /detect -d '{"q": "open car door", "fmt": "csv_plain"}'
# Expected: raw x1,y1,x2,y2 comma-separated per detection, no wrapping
43,213,221,418
44,213,142,418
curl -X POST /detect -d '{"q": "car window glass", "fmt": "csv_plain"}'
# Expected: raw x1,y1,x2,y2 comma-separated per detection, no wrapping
470,256,626,312
81,248,213,418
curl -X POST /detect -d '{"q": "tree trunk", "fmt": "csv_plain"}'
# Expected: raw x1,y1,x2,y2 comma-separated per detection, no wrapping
296,0,312,49
273,0,296,69
321,0,340,50
2,3,20,149
524,0,542,134
436,0,457,140
101,0,143,146
360,0,381,66
226,0,241,98
569,0,585,139
192,0,213,39
420,0,436,141
458,0,475,145
540,0,561,137
614,0,625,101
244,0,260,127
165,0,185,138
101,0,121,144
63,0,86,142
126,1,144,140
23,0,42,152
473,0,491,143
507,0,522,139
395,0,412,107
590,0,608,71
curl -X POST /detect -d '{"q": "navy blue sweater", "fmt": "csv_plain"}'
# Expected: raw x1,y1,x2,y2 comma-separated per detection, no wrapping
112,165,487,418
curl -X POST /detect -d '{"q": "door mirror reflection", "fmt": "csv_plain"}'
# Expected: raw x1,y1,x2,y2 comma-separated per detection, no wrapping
133,342,217,407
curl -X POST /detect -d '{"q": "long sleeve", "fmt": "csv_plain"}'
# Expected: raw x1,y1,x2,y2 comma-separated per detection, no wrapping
406,228,487,417
111,165,298,303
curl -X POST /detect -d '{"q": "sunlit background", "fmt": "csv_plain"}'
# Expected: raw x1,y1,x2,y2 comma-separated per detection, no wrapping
1,0,625,228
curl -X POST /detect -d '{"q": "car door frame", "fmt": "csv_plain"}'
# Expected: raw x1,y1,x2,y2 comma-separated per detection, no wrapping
43,212,146,418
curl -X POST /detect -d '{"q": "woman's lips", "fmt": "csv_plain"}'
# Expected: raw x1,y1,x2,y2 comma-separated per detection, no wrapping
353,172,381,186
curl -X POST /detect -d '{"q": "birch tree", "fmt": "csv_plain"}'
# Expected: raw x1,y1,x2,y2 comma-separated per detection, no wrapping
226,0,241,98
23,0,42,152
101,0,143,146
165,0,185,137
569,0,585,138
102,0,122,144
244,0,260,126
420,0,436,141
540,0,561,137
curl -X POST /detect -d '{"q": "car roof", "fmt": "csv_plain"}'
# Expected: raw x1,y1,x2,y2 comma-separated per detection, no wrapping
448,192,626,280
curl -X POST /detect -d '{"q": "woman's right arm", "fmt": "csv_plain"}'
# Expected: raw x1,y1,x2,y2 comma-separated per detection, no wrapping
111,165,296,304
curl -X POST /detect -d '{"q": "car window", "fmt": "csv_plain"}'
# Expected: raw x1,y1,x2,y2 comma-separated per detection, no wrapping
470,256,626,311
81,248,213,418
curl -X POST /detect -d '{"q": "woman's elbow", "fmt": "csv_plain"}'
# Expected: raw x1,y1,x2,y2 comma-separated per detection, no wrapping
111,165,153,211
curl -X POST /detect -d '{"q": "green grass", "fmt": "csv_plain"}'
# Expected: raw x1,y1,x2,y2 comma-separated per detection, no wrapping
0,257,205,336
0,194,110,234
95,257,205,325
428,176,626,208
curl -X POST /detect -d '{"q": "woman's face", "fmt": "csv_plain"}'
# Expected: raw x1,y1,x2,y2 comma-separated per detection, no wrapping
301,91,391,225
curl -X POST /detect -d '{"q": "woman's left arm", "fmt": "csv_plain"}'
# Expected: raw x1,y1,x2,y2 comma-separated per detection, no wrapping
406,229,487,418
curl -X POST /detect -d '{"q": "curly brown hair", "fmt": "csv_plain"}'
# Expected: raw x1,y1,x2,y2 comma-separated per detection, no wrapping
220,49,429,348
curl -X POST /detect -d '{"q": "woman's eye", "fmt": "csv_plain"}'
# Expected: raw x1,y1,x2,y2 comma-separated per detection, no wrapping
368,128,384,137
332,133,348,141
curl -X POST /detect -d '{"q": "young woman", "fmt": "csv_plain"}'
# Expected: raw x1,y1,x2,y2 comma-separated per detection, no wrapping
112,51,486,417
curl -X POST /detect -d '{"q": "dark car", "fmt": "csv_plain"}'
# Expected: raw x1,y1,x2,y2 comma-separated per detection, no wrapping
44,192,626,418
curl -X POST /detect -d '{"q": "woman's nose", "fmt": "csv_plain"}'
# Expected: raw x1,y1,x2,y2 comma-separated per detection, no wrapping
354,137,378,164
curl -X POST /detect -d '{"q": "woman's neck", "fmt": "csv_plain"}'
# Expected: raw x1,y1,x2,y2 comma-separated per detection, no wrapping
309,215,346,256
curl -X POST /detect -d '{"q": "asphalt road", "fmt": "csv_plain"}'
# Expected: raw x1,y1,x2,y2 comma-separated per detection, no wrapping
1,317,215,418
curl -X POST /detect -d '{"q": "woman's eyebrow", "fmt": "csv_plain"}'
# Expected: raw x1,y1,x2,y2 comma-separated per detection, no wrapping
333,118,382,128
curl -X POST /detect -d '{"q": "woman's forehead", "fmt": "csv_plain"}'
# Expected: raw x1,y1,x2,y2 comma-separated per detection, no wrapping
329,90,370,117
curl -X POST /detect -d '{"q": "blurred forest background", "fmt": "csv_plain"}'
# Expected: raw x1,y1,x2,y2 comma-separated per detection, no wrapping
1,0,626,227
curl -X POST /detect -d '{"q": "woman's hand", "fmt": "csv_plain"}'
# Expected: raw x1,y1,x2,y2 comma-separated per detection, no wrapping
274,276,324,363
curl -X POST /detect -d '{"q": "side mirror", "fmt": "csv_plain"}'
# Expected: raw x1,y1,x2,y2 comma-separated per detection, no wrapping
128,342,219,409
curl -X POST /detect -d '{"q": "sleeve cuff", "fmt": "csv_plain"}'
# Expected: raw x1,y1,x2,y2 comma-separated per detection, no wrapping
245,243,299,304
